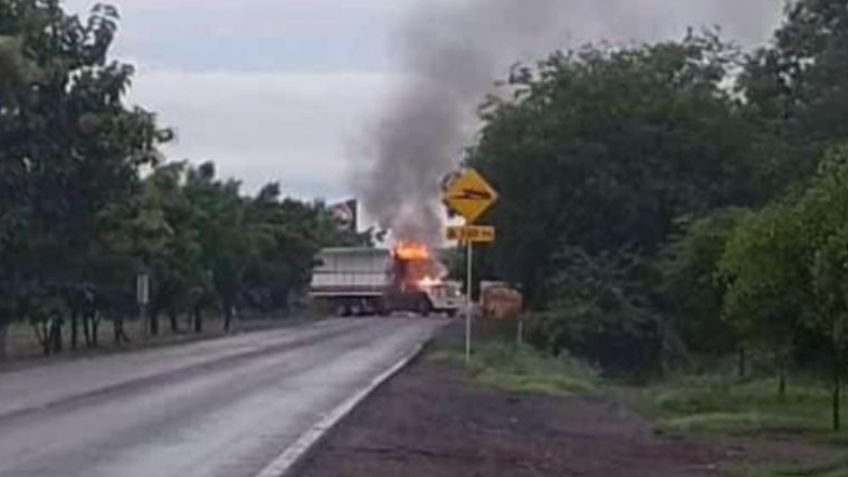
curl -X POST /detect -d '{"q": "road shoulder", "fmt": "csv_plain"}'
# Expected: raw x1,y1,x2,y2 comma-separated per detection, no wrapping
294,324,841,477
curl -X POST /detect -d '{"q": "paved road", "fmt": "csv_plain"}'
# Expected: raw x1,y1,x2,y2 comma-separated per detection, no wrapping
0,317,443,477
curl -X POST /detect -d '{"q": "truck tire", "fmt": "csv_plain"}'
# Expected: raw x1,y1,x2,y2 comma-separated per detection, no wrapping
374,298,390,317
417,298,432,317
365,298,382,317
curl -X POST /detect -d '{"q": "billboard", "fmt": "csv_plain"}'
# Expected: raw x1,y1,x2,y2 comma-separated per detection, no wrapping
329,199,358,232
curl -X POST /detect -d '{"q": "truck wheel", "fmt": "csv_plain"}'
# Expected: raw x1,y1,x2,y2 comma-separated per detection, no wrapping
418,299,432,317
335,304,350,317
365,299,381,317
374,298,390,316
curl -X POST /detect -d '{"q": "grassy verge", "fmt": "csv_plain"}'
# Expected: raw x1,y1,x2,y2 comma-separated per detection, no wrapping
733,459,848,477
632,375,844,439
430,341,600,397
626,374,848,476
430,320,846,475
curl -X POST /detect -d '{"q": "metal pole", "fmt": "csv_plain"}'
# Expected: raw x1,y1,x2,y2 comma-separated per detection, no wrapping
517,316,524,347
137,272,150,341
141,303,149,341
466,241,473,364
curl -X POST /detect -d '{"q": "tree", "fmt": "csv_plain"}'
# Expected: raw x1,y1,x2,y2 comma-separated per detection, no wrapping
659,208,751,360
242,184,320,313
741,0,848,192
525,248,665,374
142,164,204,334
721,145,848,429
792,147,848,431
0,1,374,359
0,34,23,93
469,33,757,307
182,163,252,332
720,199,809,397
0,1,170,354
98,165,185,337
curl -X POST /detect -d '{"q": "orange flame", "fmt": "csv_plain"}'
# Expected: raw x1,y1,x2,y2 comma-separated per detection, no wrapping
393,242,430,261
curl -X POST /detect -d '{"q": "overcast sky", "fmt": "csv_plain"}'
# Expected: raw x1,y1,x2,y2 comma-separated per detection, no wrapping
63,0,785,201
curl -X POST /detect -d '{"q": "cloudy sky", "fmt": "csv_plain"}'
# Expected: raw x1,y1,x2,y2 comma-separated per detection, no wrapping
62,0,785,201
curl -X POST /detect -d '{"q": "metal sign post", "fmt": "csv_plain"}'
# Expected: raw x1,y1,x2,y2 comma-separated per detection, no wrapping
466,241,473,364
517,316,524,347
137,272,150,339
442,168,499,366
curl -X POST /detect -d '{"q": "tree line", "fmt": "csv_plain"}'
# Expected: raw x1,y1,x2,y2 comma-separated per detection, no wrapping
0,0,368,357
468,0,848,430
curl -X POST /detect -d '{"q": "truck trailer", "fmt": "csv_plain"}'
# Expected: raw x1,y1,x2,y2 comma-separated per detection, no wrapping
309,246,463,316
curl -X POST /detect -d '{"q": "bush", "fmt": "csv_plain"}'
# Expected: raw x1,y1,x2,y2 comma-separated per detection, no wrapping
523,249,668,377
525,302,664,377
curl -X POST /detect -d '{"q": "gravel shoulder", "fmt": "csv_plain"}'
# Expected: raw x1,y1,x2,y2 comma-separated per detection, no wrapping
295,324,841,477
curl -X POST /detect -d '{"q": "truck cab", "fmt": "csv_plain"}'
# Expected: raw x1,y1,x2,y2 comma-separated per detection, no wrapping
421,280,464,317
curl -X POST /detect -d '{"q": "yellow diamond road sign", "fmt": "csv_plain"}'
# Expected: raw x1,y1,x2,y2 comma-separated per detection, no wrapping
444,169,498,224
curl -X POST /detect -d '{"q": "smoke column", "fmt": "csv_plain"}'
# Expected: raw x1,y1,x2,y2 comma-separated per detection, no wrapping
355,0,782,246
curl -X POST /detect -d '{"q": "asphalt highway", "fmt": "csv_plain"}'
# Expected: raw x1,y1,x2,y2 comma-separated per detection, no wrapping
0,317,443,477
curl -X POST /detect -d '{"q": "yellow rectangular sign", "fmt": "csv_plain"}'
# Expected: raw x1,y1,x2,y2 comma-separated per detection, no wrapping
447,226,496,243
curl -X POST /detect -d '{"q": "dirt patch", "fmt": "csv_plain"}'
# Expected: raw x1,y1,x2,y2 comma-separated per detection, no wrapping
295,326,838,477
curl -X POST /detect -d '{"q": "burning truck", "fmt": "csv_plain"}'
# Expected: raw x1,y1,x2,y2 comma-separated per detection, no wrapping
309,243,463,316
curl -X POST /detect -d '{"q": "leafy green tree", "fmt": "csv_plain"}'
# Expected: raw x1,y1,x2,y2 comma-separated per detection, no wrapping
242,184,320,313
469,33,757,307
142,164,204,334
721,146,848,429
660,208,751,359
792,147,848,431
98,163,200,336
720,200,809,397
741,0,848,192
525,248,665,374
182,163,253,332
0,34,23,93
0,1,170,354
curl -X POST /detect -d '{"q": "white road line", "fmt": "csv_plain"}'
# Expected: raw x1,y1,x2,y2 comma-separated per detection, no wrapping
252,341,427,477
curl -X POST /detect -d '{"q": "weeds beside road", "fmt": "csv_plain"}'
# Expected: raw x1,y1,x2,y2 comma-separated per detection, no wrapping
430,341,599,397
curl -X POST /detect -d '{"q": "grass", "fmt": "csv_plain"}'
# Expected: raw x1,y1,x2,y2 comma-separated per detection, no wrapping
431,341,600,397
435,319,846,475
656,411,825,435
5,319,153,359
730,458,848,477
629,373,847,444
619,372,848,476
771,461,848,477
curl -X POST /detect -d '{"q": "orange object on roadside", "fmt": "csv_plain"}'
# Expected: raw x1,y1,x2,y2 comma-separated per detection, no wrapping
481,283,523,321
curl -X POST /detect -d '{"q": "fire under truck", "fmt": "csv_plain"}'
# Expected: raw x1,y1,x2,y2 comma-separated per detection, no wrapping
309,245,464,316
